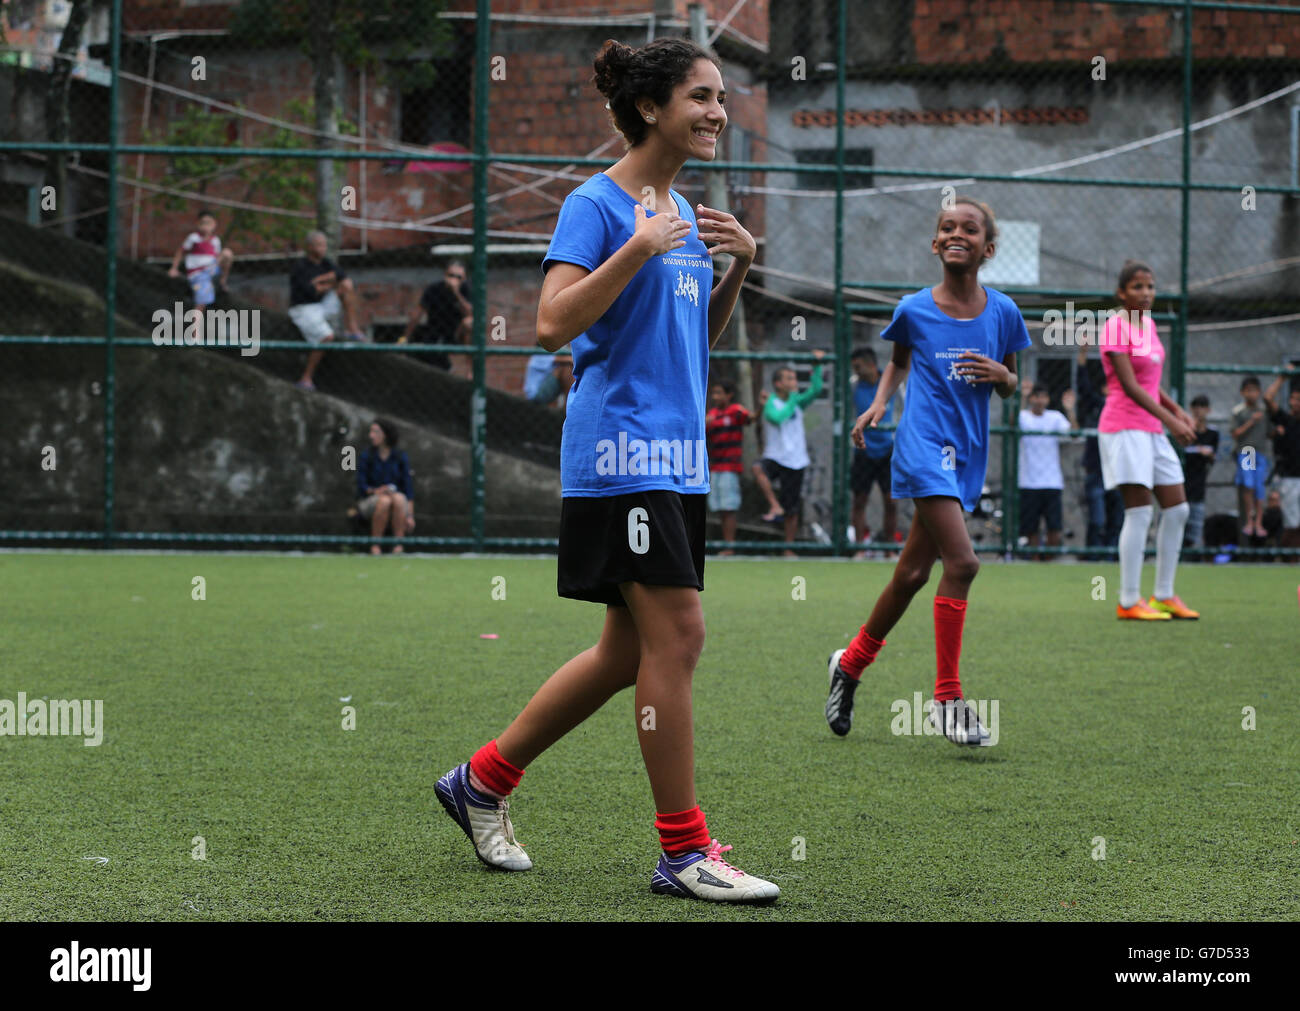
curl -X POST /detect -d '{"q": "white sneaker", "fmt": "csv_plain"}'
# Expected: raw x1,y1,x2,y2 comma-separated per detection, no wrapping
435,763,533,870
926,698,993,747
650,840,779,902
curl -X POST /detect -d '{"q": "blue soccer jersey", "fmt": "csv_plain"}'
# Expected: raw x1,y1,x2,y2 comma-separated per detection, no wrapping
881,286,1032,511
543,172,714,497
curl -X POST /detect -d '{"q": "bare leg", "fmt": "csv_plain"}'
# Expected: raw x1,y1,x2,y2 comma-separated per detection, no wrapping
782,511,799,557
619,583,705,814
719,511,737,554
882,494,898,543
299,335,333,385
370,492,391,554
862,508,941,639
752,462,782,518
388,492,407,553
496,606,641,768
913,496,980,600
851,491,868,550
337,278,362,334
218,248,234,287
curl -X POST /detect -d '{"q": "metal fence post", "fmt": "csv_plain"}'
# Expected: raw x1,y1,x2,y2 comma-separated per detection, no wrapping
470,0,491,550
103,0,124,546
831,0,848,556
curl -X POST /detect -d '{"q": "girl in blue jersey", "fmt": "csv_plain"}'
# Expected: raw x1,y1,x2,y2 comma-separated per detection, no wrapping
437,38,778,902
824,197,1030,746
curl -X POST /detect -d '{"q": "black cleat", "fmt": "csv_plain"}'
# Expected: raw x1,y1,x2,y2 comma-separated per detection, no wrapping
825,649,860,737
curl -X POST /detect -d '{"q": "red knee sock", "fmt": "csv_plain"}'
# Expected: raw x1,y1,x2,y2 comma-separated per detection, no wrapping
656,806,711,856
469,739,525,798
933,596,967,702
839,626,886,679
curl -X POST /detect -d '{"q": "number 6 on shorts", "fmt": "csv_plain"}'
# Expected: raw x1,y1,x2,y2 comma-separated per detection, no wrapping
627,507,650,554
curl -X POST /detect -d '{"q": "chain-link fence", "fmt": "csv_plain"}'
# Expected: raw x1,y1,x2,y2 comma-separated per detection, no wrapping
2,0,1297,556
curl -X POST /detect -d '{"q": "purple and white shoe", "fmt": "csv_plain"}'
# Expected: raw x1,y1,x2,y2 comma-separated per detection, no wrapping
435,763,532,870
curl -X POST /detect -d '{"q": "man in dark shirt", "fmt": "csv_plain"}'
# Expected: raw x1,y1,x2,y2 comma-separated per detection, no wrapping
289,230,366,390
1264,373,1300,546
1076,347,1123,558
1182,394,1220,548
399,259,473,371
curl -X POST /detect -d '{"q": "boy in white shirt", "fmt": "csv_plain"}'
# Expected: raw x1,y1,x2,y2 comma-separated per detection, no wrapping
168,209,234,307
1018,383,1075,559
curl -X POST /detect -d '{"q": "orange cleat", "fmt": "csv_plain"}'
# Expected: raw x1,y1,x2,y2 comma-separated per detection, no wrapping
1148,595,1200,620
1116,600,1171,620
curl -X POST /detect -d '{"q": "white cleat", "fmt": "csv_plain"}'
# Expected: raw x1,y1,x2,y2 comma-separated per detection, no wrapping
651,839,779,903
435,763,533,870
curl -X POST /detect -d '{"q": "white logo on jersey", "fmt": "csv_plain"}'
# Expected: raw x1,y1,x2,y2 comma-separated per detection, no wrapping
946,359,976,385
674,270,700,307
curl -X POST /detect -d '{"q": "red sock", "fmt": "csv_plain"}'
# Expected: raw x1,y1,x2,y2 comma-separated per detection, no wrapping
656,806,711,856
839,626,886,679
933,596,967,702
469,739,525,798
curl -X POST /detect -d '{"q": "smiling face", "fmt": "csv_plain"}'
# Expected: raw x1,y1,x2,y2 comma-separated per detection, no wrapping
638,58,726,161
1118,270,1155,312
932,203,993,273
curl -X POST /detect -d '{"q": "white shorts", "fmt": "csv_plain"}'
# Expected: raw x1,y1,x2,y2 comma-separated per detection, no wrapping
1098,429,1184,491
288,291,342,345
1280,476,1300,529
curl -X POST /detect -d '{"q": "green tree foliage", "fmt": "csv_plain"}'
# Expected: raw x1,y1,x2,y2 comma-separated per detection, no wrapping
144,98,356,250
228,0,453,91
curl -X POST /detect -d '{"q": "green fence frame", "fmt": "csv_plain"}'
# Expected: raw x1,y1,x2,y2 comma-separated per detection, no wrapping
1,0,1298,557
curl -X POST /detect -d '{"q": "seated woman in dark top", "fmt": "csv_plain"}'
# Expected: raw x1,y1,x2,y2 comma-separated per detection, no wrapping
356,418,415,555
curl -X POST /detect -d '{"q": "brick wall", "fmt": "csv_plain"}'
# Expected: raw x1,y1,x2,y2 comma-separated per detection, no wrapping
912,0,1300,63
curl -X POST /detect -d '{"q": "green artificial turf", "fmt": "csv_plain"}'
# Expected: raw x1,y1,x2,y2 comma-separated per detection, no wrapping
0,553,1295,921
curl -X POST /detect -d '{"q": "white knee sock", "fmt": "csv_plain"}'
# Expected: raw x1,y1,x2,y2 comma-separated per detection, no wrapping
1118,505,1154,608
1154,501,1189,600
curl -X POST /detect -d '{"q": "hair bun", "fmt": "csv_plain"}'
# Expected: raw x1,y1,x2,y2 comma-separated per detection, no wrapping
593,39,635,97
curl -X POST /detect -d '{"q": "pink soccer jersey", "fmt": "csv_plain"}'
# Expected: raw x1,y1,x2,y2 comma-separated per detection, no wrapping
1097,310,1165,433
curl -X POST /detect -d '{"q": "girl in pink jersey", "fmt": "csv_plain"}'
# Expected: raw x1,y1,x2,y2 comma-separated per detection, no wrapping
1096,260,1199,620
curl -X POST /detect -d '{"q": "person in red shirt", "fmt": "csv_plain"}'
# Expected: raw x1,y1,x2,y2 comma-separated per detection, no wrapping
705,379,755,554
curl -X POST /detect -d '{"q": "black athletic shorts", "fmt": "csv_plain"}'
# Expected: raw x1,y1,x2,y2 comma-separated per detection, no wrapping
1019,488,1063,535
761,458,804,514
851,451,892,495
557,490,706,606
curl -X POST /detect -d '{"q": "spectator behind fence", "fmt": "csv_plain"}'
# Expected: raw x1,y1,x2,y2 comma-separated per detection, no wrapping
531,352,574,411
1017,382,1074,559
1230,376,1271,540
849,347,899,556
1075,347,1123,558
1182,394,1219,548
1264,373,1300,549
290,231,367,391
705,378,755,555
753,350,825,556
167,208,234,307
356,419,414,555
399,259,473,371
